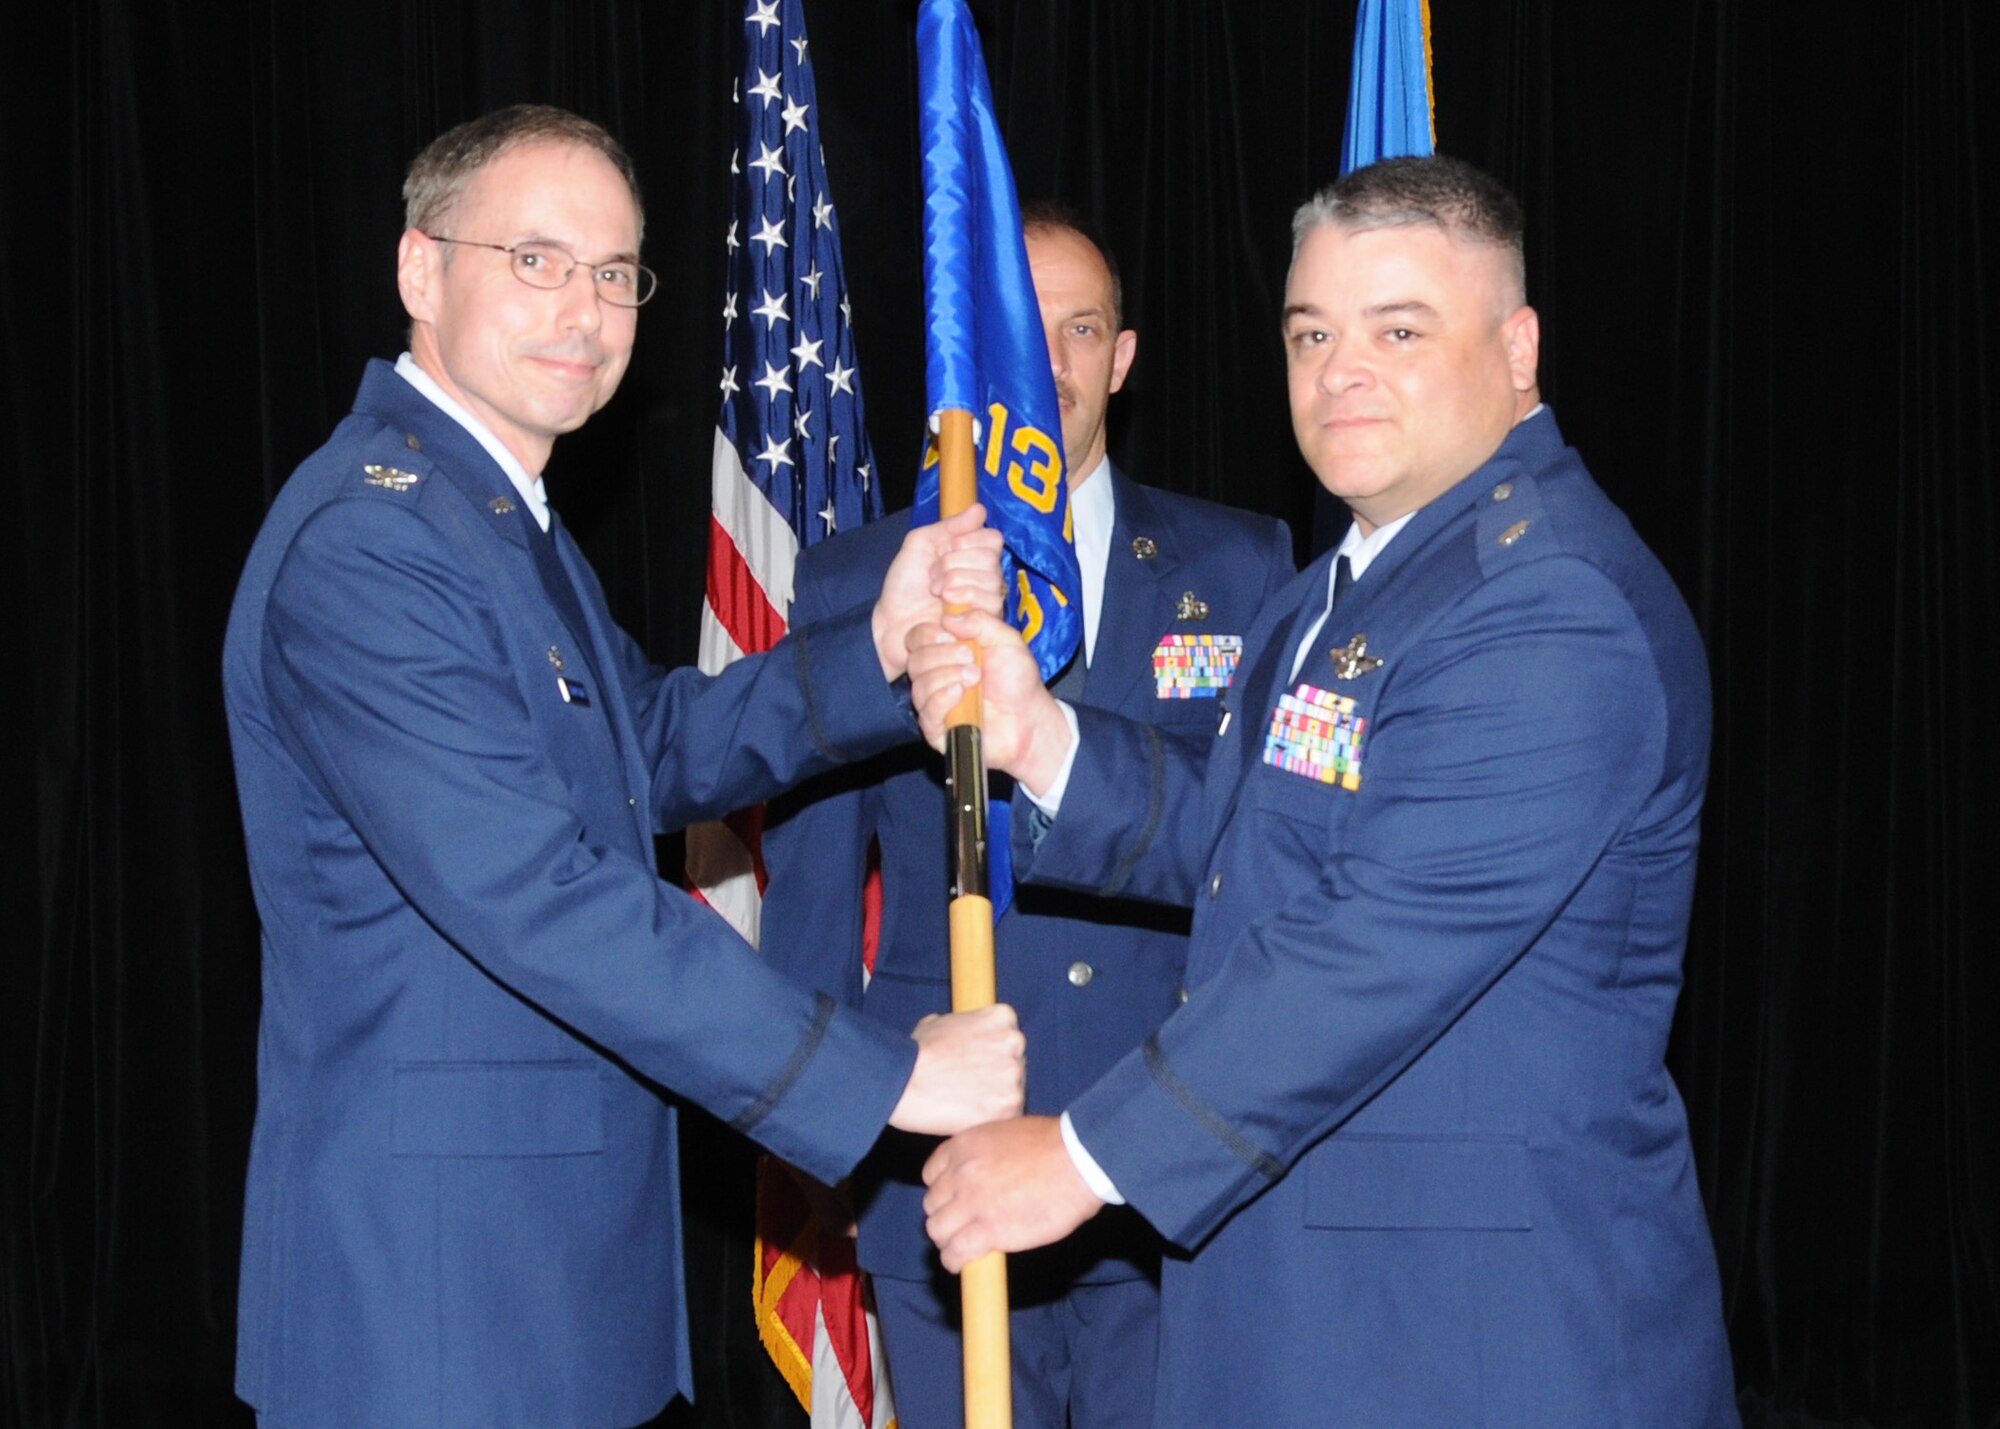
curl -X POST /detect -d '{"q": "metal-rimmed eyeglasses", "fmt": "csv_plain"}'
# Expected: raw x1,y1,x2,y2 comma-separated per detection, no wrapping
424,235,657,308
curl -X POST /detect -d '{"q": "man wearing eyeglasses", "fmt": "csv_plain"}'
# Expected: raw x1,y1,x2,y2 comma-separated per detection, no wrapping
222,105,1025,1429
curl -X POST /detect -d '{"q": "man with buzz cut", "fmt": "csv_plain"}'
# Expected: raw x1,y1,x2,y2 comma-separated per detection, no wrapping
761,203,1293,1429
907,156,1739,1426
222,104,1027,1428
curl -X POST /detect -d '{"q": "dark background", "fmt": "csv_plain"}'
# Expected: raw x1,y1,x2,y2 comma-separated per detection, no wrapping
7,1,1997,1426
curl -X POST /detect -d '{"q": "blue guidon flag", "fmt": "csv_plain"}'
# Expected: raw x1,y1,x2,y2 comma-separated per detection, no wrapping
912,0,1083,684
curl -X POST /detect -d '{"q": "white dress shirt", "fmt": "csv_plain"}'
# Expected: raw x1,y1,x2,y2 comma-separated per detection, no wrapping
1068,454,1116,665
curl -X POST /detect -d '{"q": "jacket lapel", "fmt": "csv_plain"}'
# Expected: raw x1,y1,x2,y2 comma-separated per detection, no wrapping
1225,553,1336,788
1085,469,1179,714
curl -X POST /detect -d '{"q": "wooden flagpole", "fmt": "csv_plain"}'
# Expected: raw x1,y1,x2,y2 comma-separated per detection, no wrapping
935,406,1013,1429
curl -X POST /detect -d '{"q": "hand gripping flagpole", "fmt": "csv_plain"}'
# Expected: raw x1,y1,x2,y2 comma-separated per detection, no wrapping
935,408,1011,1429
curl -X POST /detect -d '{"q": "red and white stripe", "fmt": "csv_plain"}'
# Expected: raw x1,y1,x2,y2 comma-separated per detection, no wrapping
692,427,897,1429
688,427,802,944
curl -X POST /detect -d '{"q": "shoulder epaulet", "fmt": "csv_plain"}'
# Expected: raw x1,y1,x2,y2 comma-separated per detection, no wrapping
348,427,441,505
1473,469,1550,575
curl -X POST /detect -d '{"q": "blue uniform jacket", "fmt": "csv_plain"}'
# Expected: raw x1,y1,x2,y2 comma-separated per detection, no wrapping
763,470,1293,1284
1027,414,1738,1426
223,362,922,1428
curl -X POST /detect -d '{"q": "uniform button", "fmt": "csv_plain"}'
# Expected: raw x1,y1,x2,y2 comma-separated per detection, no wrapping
628,797,637,807
1208,872,1223,898
1491,481,1513,501
1067,962,1095,987
1176,986,1190,1004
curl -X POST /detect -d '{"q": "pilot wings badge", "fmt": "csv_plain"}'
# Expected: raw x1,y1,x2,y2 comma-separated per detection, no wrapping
1329,634,1384,681
361,464,421,492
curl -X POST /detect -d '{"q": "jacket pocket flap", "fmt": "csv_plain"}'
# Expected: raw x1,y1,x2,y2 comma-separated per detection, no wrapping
392,1060,604,1157
1304,1134,1532,1230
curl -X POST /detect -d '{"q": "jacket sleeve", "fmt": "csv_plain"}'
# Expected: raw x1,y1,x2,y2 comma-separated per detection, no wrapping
571,542,916,835
262,495,915,1184
1008,700,1218,910
759,547,883,1010
1066,557,1679,1247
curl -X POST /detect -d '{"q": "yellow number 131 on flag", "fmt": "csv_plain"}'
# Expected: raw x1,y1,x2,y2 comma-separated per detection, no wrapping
983,401,1063,514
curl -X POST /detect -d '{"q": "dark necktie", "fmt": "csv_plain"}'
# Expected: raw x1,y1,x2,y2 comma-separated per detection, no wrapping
1048,643,1089,702
527,508,594,649
1287,553,1355,684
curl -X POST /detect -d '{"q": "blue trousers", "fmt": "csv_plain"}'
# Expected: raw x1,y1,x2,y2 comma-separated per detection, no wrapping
872,1270,1160,1429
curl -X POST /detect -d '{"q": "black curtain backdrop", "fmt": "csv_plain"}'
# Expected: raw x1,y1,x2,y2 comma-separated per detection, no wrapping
7,2,1996,1426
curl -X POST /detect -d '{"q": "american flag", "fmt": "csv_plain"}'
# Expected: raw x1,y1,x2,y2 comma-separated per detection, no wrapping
686,2,895,1427
695,0,882,715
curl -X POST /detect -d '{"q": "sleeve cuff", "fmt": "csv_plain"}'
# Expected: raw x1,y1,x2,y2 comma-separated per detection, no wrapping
1023,700,1082,814
1059,1109,1124,1205
792,603,920,762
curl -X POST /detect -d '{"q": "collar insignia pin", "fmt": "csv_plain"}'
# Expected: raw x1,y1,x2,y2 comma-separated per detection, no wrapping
1175,590,1210,621
547,646,565,673
490,496,516,515
1131,535,1158,561
1330,634,1384,681
362,464,420,491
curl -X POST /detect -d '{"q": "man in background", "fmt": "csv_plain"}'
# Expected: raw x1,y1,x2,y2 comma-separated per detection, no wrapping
762,205,1293,1429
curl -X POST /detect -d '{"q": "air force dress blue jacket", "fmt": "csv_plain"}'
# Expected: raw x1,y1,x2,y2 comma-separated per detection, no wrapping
224,361,924,1428
1024,414,1738,1427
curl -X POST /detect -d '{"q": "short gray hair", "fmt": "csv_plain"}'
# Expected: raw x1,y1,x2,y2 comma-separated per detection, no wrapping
403,104,644,243
1291,155,1525,303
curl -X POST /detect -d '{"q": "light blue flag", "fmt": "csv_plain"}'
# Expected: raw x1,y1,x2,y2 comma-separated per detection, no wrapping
912,0,1083,687
1312,0,1438,558
1341,0,1435,174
